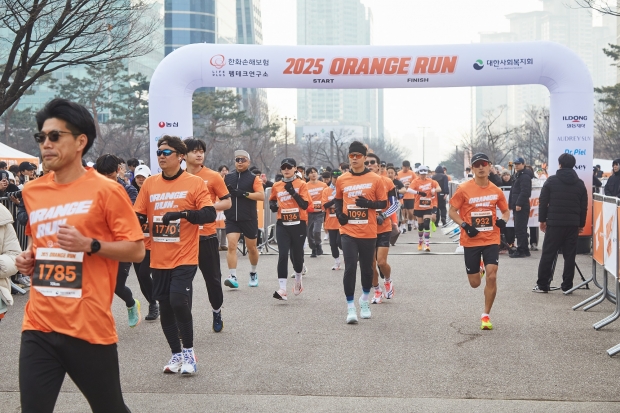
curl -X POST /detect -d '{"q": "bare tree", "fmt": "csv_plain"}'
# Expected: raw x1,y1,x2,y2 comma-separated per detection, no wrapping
313,128,356,168
594,105,620,158
366,137,409,165
575,0,620,15
463,106,520,165
516,106,549,166
0,0,159,116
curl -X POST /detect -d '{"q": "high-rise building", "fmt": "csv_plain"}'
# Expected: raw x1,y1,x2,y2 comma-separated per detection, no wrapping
296,0,383,143
129,0,165,81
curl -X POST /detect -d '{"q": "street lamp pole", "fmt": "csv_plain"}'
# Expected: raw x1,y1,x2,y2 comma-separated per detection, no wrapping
419,127,429,165
281,115,296,158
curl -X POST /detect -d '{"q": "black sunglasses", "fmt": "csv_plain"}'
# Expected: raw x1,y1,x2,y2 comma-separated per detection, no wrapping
156,149,177,157
364,160,377,166
235,157,248,163
281,164,294,170
34,130,78,143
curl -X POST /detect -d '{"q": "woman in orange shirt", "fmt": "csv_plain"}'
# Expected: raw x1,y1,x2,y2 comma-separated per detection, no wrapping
322,170,343,270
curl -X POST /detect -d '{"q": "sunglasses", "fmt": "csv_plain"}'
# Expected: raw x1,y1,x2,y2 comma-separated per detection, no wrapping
33,130,78,143
235,157,248,163
281,164,294,170
156,149,177,157
348,153,364,160
332,171,343,176
364,160,377,166
472,160,489,168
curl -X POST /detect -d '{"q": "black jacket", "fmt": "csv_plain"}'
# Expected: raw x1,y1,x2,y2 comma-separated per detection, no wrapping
508,168,534,209
604,160,620,197
538,168,587,227
488,172,503,187
431,168,449,195
224,169,260,221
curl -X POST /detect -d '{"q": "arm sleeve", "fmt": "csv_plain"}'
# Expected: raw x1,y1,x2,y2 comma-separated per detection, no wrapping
334,198,344,217
185,205,217,225
292,192,309,210
383,192,399,217
538,183,550,222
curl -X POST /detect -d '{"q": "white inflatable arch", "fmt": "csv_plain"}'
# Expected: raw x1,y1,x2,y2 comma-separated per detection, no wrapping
149,42,593,235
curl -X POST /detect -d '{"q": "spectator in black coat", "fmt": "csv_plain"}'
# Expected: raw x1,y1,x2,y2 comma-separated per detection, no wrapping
534,153,587,293
604,159,620,197
508,157,534,258
431,165,449,226
593,167,603,194
489,165,503,187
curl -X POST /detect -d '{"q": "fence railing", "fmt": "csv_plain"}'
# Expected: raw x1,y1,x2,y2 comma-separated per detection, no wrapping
0,197,28,251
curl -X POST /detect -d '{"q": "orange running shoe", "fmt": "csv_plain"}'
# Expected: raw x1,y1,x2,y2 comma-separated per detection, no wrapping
480,315,493,330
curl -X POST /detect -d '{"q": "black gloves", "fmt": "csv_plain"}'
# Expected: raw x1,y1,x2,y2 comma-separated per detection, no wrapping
284,181,296,196
324,199,335,209
432,207,438,215
227,186,248,198
355,196,387,210
269,200,279,213
496,218,507,229
136,213,147,226
162,211,185,226
376,212,385,226
337,213,349,226
418,191,427,197
461,223,479,238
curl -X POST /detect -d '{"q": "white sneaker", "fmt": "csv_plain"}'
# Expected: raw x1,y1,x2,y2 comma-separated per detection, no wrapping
15,274,30,287
371,289,383,304
180,348,197,375
346,307,358,324
359,297,371,319
302,264,308,275
331,262,341,270
163,352,183,374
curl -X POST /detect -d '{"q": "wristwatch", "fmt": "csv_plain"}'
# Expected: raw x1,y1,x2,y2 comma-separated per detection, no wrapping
88,238,101,256
460,222,467,228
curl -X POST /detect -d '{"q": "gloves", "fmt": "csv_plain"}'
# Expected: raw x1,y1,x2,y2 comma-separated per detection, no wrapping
418,191,427,197
284,181,296,196
337,213,349,226
377,212,385,226
269,200,279,213
461,223,479,238
136,213,147,226
324,200,335,209
162,211,185,226
496,218,507,229
355,196,371,208
227,186,243,198
432,207,438,215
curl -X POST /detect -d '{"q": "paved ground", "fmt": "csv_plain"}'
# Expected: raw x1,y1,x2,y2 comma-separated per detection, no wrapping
2,226,620,412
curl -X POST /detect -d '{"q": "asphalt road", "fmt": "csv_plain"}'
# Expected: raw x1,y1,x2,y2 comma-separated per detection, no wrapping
1,226,619,412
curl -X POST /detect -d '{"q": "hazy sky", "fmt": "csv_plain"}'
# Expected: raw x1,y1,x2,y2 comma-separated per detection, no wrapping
260,0,590,166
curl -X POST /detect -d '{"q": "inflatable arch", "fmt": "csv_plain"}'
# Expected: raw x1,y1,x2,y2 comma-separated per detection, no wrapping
149,42,593,235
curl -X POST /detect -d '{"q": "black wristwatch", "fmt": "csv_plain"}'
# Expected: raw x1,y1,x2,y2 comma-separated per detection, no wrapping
87,238,101,256
460,222,468,228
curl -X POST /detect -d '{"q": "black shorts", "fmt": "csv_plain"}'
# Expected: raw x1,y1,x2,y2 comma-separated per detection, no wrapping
376,231,391,248
225,219,259,239
403,199,414,210
463,245,500,275
414,209,432,218
151,265,197,300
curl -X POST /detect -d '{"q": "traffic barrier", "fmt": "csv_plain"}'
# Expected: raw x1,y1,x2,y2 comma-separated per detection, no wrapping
0,197,28,251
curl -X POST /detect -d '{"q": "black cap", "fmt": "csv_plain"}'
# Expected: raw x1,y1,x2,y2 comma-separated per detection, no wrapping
471,153,490,164
19,161,36,172
513,157,525,164
380,161,386,166
280,158,296,168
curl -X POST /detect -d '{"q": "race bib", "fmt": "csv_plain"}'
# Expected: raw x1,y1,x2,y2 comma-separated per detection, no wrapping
419,197,432,207
141,221,150,238
347,206,368,224
33,248,84,298
281,208,300,226
471,210,494,232
152,215,181,242
313,201,322,211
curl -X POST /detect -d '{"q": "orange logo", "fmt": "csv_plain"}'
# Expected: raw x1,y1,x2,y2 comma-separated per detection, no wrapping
210,54,226,69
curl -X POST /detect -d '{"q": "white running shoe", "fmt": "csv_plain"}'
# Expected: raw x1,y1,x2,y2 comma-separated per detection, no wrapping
331,262,341,270
346,307,358,324
384,280,394,299
163,352,183,374
180,348,197,375
273,289,288,301
371,289,383,304
359,297,371,319
302,264,308,275
294,278,303,296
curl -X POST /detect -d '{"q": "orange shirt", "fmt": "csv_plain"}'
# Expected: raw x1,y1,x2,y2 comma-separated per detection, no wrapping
378,175,396,234
410,178,440,210
450,179,508,247
322,185,340,230
336,171,387,239
191,166,230,236
306,180,328,212
22,168,143,345
397,170,417,199
269,179,311,224
134,171,212,269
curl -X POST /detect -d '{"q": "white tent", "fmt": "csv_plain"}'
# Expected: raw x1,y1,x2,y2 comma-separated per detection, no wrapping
0,141,39,167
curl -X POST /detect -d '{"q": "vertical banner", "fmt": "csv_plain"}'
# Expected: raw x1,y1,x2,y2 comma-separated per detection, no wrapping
499,188,541,227
618,204,620,279
593,198,604,265
603,201,618,278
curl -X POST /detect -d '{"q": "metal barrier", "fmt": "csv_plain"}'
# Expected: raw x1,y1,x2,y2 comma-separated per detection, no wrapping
258,187,278,254
0,197,28,251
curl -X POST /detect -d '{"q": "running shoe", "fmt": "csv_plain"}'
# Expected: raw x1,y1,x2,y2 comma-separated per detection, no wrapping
310,248,317,258
224,275,239,288
346,307,358,324
302,264,308,275
293,278,303,296
248,272,259,287
424,245,431,252
480,316,493,330
317,246,324,256
180,348,197,375
371,289,383,304
418,242,423,251
532,285,548,293
480,260,485,279
530,243,538,251
273,289,287,301
15,274,30,287
145,303,159,321
127,299,141,328
384,280,394,299
212,311,223,332
163,352,183,374
331,262,341,270
408,223,412,231
359,297,371,319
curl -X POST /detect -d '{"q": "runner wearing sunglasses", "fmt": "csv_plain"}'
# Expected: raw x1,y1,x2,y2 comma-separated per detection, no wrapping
406,166,441,252
335,142,387,324
365,153,398,304
322,170,343,270
269,158,311,300
223,150,265,288
448,153,509,330
17,99,144,412
134,135,216,375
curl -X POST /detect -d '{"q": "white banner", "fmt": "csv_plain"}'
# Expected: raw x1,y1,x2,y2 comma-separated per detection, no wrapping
603,201,618,278
499,189,540,227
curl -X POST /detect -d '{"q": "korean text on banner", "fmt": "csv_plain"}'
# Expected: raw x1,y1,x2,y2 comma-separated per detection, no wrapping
593,199,604,265
602,201,618,278
498,189,540,227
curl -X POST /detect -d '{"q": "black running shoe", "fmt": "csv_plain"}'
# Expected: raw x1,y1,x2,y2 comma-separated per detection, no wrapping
145,303,159,321
408,224,412,231
310,248,317,258
317,246,324,256
212,311,223,333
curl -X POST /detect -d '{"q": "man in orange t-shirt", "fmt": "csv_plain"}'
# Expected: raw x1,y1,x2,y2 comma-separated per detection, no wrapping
269,158,311,300
306,167,328,257
449,153,509,331
184,138,231,333
335,141,387,324
134,136,215,375
406,166,441,252
322,170,343,270
397,160,417,232
16,99,144,412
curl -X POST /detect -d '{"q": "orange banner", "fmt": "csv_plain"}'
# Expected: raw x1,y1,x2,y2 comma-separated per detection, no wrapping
593,199,604,265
